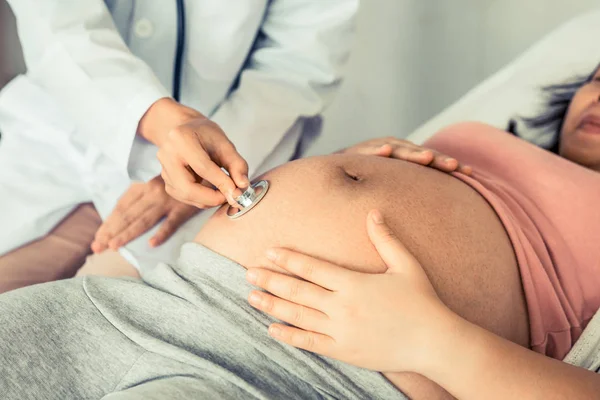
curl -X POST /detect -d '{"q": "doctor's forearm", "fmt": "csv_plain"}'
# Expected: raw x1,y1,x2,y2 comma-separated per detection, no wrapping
414,318,600,400
137,98,207,146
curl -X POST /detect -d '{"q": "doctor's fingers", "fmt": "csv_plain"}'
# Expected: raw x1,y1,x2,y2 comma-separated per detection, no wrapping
174,131,242,206
203,136,249,189
91,197,157,253
185,149,242,206
181,120,249,190
149,205,200,248
216,146,250,190
163,178,226,210
248,290,329,333
158,149,226,208
112,182,147,210
107,204,166,250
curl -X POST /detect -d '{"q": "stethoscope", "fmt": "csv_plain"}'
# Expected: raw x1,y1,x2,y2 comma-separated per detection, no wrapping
173,0,185,102
173,0,268,218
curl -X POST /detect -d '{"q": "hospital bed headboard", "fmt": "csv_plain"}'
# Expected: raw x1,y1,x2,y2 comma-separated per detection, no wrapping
407,8,600,146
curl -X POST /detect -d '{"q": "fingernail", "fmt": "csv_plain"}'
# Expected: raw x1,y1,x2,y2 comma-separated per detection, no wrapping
246,270,258,284
148,238,157,248
371,210,384,224
232,187,243,199
226,191,236,205
266,249,278,261
241,175,250,188
248,292,262,306
445,157,455,164
269,326,281,337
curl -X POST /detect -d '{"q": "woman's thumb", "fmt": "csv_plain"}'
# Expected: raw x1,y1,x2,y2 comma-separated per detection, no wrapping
367,210,420,274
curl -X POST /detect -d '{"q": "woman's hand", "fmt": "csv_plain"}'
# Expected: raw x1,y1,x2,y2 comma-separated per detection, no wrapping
340,137,472,175
246,210,457,373
91,175,200,253
138,98,250,209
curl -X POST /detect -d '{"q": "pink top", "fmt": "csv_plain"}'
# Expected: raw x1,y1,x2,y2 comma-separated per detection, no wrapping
425,122,600,359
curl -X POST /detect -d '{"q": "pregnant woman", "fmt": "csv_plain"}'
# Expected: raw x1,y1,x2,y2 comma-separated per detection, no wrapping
1,63,599,399
247,61,600,398
1,118,599,398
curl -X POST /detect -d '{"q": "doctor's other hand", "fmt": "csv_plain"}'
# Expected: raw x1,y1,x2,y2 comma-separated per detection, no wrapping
91,175,200,253
340,137,472,176
139,98,250,208
246,210,457,373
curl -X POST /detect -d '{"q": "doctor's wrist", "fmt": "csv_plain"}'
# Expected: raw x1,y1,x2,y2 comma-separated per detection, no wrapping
137,97,206,146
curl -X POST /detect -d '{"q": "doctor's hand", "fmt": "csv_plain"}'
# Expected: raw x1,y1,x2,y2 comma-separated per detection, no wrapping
91,175,200,253
340,137,472,176
138,98,250,209
246,210,456,373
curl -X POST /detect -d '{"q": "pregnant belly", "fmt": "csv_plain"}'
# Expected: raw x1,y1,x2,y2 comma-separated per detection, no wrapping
406,167,529,349
195,154,529,399
196,154,529,346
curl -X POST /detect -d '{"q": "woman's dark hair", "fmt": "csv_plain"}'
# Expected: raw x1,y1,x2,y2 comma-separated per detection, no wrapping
508,63,600,153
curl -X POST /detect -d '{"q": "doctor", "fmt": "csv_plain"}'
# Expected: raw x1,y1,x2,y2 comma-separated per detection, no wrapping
0,0,358,286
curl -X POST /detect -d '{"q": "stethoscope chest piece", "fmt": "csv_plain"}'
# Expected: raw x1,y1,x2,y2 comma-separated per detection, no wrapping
227,180,269,220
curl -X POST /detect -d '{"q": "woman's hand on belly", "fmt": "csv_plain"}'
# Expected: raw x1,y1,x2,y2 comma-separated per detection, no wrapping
339,137,472,176
244,208,600,400
245,209,456,374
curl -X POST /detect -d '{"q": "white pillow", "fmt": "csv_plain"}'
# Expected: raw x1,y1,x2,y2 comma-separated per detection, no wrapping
407,8,600,146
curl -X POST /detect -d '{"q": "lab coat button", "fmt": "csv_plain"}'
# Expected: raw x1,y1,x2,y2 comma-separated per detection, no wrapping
134,18,154,39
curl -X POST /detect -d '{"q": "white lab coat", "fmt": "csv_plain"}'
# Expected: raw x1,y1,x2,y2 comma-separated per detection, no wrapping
0,0,358,269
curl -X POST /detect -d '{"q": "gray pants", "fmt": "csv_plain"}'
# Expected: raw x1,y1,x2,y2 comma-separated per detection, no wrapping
0,243,405,399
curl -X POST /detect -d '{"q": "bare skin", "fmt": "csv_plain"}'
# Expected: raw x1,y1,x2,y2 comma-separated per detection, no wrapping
91,134,470,254
246,212,600,400
95,64,598,255
139,97,249,207
194,153,529,399
219,65,600,398
77,141,467,277
79,64,600,397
